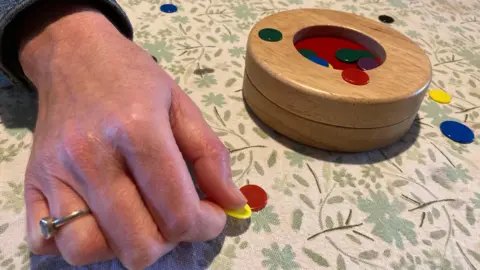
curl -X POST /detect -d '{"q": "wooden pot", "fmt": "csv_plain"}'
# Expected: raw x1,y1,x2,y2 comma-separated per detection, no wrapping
243,9,431,152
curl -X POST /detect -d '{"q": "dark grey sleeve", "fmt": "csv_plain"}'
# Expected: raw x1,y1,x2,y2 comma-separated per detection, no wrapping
0,0,133,88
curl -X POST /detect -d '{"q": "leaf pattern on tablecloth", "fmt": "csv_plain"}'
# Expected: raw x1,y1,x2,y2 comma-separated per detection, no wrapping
358,190,418,249
1,0,480,269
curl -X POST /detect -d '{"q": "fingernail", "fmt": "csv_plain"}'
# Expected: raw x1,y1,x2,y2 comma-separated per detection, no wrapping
234,187,248,205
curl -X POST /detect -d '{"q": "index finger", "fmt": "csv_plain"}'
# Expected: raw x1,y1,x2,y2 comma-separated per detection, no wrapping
118,111,229,243
169,85,247,210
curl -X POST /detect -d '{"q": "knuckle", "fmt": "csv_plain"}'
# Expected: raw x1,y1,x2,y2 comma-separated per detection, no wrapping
59,224,106,266
121,244,161,270
27,236,48,255
63,252,85,266
113,107,169,150
116,110,154,143
206,138,230,162
24,167,38,185
121,106,152,126
60,241,84,266
164,213,196,241
27,149,57,179
59,125,90,163
61,244,92,266
61,244,87,266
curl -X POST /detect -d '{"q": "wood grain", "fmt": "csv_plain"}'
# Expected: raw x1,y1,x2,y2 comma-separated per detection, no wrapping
243,75,416,152
245,9,431,129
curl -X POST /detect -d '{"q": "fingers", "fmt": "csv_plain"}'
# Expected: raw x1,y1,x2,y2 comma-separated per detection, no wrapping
24,183,59,255
169,85,247,210
44,179,113,266
58,133,176,269
118,111,227,243
85,172,176,269
187,200,227,242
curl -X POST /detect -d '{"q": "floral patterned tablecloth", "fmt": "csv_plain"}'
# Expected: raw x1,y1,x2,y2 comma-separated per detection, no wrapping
1,0,480,269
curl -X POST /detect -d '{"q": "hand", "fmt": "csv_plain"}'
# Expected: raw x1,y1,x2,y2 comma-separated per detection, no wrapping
19,4,247,269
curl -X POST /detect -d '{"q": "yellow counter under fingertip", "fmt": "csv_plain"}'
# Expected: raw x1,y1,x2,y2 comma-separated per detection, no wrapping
225,204,252,219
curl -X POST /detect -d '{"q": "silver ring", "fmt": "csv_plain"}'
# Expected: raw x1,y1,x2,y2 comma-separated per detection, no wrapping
40,209,91,239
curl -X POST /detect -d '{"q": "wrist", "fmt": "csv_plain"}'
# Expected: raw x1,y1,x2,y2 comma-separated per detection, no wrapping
18,4,125,89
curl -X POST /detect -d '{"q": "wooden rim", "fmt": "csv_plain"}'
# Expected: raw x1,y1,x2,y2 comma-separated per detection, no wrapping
243,74,415,152
245,9,431,128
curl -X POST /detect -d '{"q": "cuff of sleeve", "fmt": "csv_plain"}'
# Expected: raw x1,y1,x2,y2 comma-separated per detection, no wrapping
0,0,134,90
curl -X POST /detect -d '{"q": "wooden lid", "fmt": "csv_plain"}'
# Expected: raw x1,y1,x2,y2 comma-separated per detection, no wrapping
245,9,432,128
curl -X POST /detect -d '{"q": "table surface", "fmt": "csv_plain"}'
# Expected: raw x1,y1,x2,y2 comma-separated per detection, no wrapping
1,0,480,269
